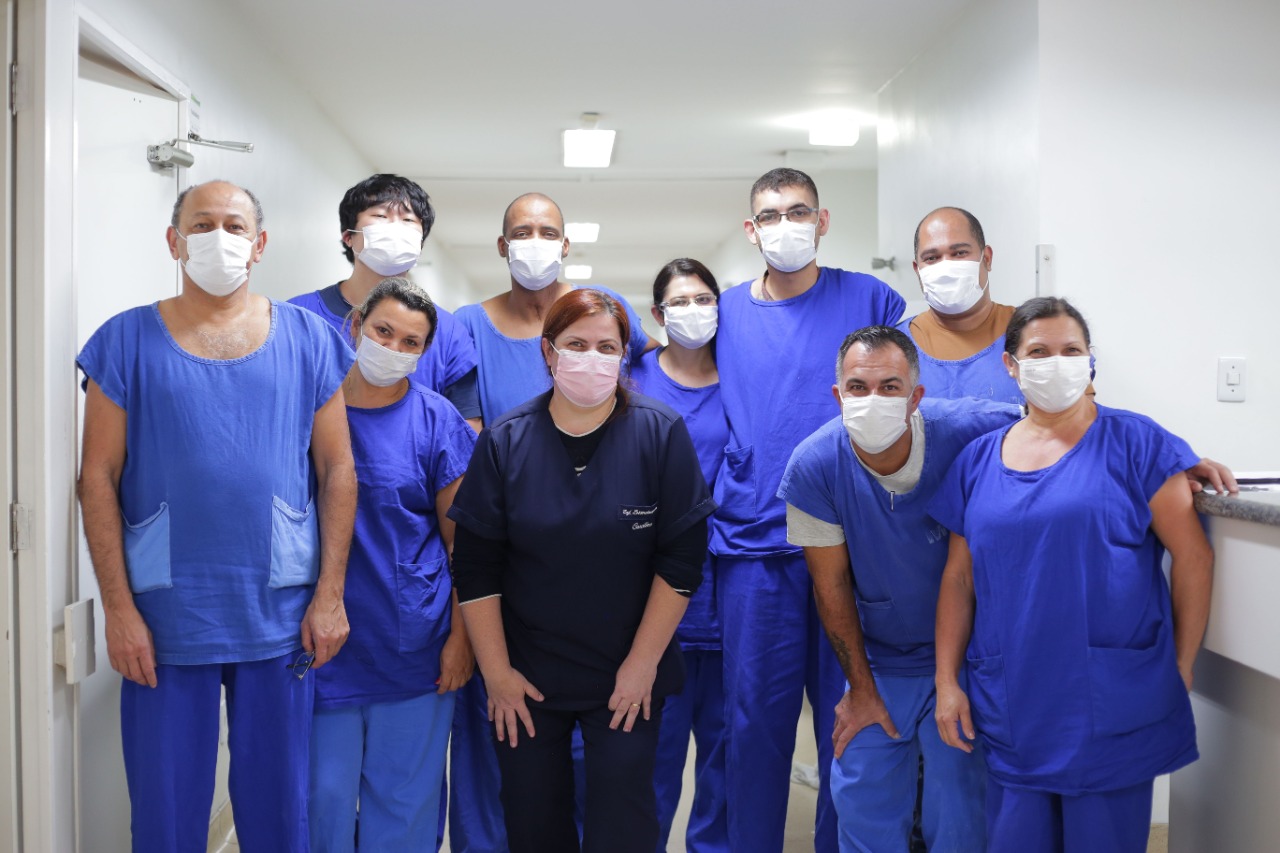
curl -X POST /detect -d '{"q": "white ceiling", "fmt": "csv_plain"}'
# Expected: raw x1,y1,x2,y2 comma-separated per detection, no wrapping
231,0,973,301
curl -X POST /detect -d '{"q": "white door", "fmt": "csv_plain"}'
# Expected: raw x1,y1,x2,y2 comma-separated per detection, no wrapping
73,50,181,849
0,1,17,851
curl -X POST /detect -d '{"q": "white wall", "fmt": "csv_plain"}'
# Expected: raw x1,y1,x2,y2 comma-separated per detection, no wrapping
877,0,1039,316
1038,0,1280,468
707,168,881,296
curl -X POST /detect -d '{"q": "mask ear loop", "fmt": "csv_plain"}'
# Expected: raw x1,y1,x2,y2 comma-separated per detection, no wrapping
1088,345,1098,382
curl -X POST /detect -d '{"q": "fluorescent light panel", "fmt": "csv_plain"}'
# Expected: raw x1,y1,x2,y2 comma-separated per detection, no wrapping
808,110,861,147
562,129,616,168
564,265,593,280
565,222,600,243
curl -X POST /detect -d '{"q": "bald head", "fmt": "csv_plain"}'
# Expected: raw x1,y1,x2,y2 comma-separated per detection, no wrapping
913,207,984,259
502,193,564,238
172,180,264,233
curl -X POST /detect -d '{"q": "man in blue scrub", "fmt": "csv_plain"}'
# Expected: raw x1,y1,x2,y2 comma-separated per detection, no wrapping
894,207,1021,404
713,168,906,852
779,326,1016,852
447,192,656,852
77,180,357,852
289,173,482,429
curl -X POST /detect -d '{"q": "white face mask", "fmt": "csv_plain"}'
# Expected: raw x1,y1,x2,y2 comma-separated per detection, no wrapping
355,335,420,387
1013,355,1092,413
179,229,256,297
841,393,911,454
756,220,818,273
506,238,564,291
552,346,621,408
918,259,986,315
353,221,423,276
663,303,718,349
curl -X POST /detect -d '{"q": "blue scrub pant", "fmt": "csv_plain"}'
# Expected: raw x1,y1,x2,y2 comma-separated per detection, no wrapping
120,651,312,853
310,691,455,853
653,648,728,852
986,778,1154,853
719,554,845,853
494,701,665,853
830,674,985,852
442,674,509,852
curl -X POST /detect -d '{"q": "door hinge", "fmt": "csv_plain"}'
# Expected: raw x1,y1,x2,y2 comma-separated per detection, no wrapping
9,62,22,116
9,503,30,551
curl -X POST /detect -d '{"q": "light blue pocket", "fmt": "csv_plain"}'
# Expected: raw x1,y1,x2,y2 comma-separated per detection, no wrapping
122,503,172,593
396,557,452,653
269,496,320,589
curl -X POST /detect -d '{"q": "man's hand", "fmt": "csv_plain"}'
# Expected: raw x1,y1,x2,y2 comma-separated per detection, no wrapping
105,605,158,687
301,587,349,667
833,685,900,759
934,680,976,753
1187,457,1238,495
437,629,475,694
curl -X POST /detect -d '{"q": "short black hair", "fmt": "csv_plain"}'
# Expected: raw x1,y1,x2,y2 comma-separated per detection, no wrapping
339,175,434,264
750,168,819,209
352,276,438,350
835,325,920,385
171,181,264,232
913,207,985,258
651,258,720,306
1004,297,1091,357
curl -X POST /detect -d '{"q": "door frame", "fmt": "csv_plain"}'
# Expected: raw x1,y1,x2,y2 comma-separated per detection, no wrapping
12,3,188,849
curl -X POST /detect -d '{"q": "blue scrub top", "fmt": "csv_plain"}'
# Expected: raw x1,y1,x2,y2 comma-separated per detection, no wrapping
928,405,1201,794
779,398,1019,675
629,347,728,650
896,315,1023,404
449,392,715,708
315,383,477,711
455,284,651,426
712,268,905,557
76,301,354,665
289,283,479,415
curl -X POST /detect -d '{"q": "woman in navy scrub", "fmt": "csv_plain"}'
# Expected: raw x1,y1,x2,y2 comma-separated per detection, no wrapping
309,278,478,852
929,297,1214,853
449,288,715,853
628,258,729,852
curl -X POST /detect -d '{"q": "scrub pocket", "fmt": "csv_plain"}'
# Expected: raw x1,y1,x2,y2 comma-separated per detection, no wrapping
966,653,1015,749
269,496,320,589
396,557,453,653
122,503,172,593
1087,631,1187,738
715,444,755,525
855,596,905,647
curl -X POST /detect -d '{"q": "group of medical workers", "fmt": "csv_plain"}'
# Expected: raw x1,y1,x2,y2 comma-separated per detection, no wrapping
76,168,1232,853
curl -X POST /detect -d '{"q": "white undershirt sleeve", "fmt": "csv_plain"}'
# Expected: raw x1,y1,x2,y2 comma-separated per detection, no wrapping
786,503,846,547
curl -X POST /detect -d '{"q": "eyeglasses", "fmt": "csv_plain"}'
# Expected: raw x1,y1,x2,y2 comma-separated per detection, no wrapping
752,207,819,228
285,651,315,680
659,294,718,310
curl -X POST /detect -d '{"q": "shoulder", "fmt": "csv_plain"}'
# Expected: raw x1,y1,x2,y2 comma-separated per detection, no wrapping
625,391,682,427
285,290,323,310
488,390,551,432
820,267,895,291
275,298,334,331
921,397,1021,435
405,381,454,411
1092,404,1177,442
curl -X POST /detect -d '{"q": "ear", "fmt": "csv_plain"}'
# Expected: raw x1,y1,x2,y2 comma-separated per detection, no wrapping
560,237,570,259
166,226,181,261
1002,351,1017,379
250,230,268,264
831,383,843,408
348,311,364,347
982,245,994,270
743,218,760,245
906,382,926,415
816,208,831,238
497,236,509,259
541,337,554,367
650,305,665,326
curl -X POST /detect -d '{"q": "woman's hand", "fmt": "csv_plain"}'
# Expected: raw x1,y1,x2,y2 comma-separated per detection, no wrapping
935,680,976,753
437,628,475,694
608,653,659,732
483,666,544,747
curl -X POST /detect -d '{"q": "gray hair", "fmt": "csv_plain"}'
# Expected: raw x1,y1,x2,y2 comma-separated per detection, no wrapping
171,181,265,232
835,326,920,386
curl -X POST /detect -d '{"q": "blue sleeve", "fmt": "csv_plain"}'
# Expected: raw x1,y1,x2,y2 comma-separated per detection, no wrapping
656,414,716,544
442,368,482,420
429,404,479,494
626,300,651,355
877,280,907,327
777,437,841,526
76,313,131,409
447,428,507,541
928,446,977,535
307,313,357,411
435,310,479,388
1131,418,1201,501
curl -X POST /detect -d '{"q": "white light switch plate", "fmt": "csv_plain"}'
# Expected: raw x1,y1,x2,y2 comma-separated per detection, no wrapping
1217,357,1246,402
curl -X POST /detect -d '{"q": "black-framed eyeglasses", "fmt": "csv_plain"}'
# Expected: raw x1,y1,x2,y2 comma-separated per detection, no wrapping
752,207,819,228
285,651,315,680
659,294,718,310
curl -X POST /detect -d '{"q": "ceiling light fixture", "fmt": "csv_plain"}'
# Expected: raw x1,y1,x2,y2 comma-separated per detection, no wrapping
565,223,600,243
807,109,861,147
564,265,593,280
563,113,616,168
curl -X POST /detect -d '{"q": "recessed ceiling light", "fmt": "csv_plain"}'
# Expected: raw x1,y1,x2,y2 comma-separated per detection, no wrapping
565,223,600,243
563,129,616,168
807,109,861,147
564,265,593,280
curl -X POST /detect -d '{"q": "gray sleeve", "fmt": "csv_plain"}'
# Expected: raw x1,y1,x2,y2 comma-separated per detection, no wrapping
786,503,846,547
